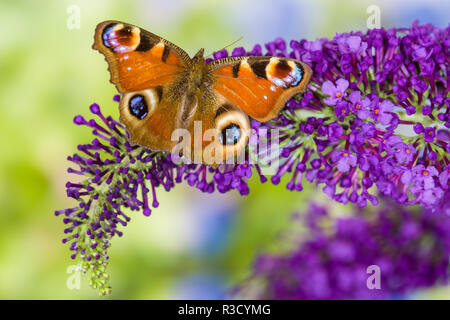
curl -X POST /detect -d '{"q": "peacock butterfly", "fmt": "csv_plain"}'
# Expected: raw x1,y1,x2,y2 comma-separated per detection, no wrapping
93,21,312,165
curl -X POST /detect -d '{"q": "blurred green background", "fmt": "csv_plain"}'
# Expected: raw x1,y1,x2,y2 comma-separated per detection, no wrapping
0,0,449,299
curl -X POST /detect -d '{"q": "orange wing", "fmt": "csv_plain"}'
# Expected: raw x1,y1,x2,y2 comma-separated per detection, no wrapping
209,56,312,122
93,20,190,92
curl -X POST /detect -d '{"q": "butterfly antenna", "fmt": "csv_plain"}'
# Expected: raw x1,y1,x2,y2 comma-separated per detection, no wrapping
204,36,244,59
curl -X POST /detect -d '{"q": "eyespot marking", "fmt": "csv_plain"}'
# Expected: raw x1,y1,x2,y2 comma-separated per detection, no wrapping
129,95,148,119
266,58,304,88
102,23,140,53
219,124,241,145
273,59,292,78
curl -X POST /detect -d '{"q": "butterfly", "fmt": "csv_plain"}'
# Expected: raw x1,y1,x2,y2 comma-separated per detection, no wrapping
93,21,312,165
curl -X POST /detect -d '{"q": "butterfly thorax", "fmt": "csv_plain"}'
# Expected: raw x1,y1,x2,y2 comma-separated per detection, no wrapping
167,49,215,127
188,49,209,90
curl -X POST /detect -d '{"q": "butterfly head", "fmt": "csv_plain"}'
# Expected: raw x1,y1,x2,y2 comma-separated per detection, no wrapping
191,48,205,65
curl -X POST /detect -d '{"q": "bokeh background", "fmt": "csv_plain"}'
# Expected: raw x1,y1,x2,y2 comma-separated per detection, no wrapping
0,0,449,299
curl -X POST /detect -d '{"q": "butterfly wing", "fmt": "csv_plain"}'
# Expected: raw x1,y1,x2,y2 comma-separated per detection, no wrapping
93,20,190,92
93,21,192,151
209,56,312,122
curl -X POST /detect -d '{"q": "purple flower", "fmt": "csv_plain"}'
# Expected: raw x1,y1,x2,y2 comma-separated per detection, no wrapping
348,91,371,119
328,122,344,141
234,201,450,300
423,127,436,142
412,165,439,189
336,35,368,55
332,149,357,172
371,99,394,125
414,122,424,134
334,100,350,120
322,79,349,105
440,165,450,189
400,165,444,207
394,143,415,164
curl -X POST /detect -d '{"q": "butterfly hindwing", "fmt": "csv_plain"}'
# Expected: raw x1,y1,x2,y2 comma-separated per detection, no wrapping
209,56,312,122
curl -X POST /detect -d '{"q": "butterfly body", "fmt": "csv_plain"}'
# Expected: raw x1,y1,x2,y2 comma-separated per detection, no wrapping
93,21,312,164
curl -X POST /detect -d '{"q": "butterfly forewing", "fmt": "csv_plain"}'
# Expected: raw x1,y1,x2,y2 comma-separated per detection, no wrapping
93,20,191,92
209,56,312,122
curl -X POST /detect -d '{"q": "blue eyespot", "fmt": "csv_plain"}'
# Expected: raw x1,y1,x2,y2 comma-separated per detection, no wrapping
289,65,303,87
102,24,117,48
219,124,241,145
129,95,148,120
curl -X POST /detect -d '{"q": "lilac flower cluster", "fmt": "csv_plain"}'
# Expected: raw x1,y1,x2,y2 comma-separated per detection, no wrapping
234,201,450,299
212,21,449,210
54,97,257,294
